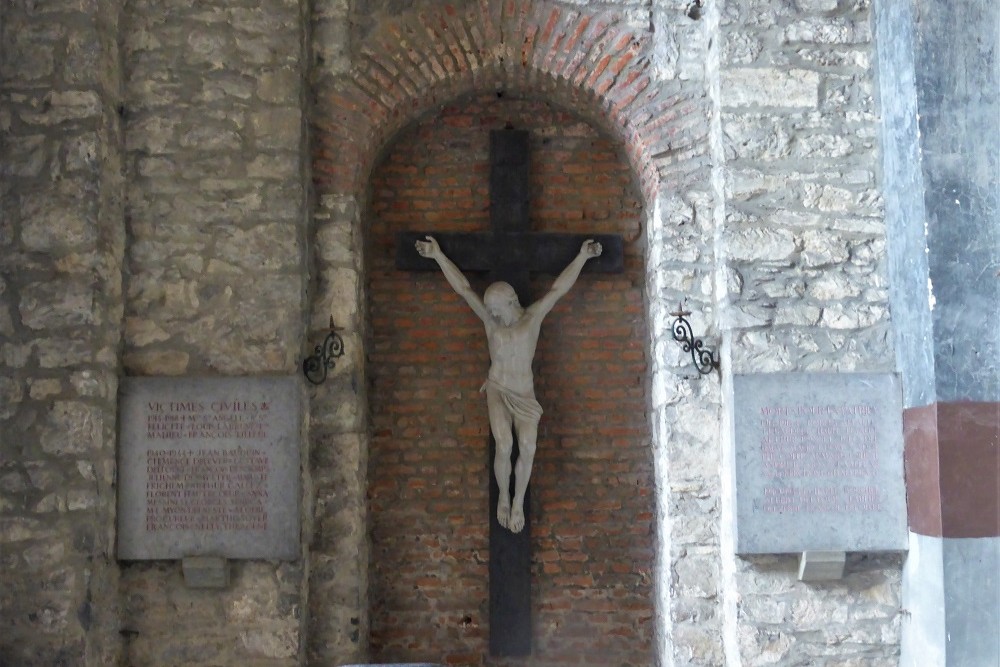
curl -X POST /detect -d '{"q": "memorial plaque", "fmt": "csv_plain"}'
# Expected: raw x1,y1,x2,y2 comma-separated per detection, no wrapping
118,376,302,560
732,373,907,554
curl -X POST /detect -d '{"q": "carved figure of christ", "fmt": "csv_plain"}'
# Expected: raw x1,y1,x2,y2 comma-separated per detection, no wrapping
415,235,602,532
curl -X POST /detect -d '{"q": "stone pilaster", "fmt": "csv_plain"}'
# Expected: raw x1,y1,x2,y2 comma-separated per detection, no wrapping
0,1,126,664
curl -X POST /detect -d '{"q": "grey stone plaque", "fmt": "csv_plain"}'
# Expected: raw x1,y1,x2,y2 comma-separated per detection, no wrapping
118,376,302,560
732,373,907,554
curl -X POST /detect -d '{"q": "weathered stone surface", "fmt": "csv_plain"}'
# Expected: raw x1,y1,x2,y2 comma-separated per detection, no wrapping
784,17,872,45
726,227,798,263
123,349,191,375
251,108,301,149
257,68,299,104
3,134,48,177
215,224,300,271
0,1,910,665
721,68,821,108
27,378,62,400
19,193,98,252
0,377,23,419
19,282,99,330
311,267,360,331
39,401,103,455
239,626,299,659
795,0,839,11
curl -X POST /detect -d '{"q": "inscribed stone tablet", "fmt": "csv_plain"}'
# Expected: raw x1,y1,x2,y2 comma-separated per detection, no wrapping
118,376,302,560
732,373,907,554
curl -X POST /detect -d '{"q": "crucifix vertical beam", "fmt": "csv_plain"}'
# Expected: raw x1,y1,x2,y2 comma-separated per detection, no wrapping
486,130,533,657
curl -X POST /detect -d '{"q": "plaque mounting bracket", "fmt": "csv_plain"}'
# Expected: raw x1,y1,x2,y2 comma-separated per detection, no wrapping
797,551,846,581
182,555,230,589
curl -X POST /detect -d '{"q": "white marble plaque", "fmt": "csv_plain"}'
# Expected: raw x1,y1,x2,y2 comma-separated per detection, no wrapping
732,373,907,554
117,376,302,560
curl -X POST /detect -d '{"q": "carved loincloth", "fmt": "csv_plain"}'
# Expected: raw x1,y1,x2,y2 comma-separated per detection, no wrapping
480,378,543,422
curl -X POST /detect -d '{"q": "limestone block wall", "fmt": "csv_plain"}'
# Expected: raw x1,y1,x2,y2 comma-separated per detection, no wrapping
0,0,914,665
713,0,902,664
118,0,310,664
0,0,125,664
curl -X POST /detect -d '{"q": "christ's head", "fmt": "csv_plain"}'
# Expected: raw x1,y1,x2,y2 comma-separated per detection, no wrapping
484,282,523,326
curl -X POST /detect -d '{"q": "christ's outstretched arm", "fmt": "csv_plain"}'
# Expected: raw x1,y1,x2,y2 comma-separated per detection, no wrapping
415,236,491,324
527,239,602,319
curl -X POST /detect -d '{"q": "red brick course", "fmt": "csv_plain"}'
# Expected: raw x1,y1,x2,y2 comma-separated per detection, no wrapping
367,96,653,666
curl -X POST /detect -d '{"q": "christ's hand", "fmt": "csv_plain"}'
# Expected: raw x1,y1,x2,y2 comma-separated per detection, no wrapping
415,235,442,259
581,239,602,258
414,236,441,259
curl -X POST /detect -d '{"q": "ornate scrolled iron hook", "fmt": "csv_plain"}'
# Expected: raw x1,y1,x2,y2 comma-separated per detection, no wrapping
670,303,720,376
303,316,345,385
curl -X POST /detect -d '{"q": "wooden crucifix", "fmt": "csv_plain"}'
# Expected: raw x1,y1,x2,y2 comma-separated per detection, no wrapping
395,129,623,656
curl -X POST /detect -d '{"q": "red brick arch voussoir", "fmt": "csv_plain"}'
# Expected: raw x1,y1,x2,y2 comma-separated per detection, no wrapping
311,0,709,203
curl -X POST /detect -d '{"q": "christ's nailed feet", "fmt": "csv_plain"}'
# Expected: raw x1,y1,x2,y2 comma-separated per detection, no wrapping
497,501,511,530
509,505,525,533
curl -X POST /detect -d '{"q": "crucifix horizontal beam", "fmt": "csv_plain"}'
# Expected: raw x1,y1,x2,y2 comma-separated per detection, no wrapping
396,231,624,275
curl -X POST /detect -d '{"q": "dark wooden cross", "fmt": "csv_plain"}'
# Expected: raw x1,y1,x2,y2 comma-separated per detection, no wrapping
395,129,623,656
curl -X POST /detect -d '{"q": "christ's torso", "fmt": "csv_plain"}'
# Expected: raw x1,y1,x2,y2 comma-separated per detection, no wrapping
485,317,539,395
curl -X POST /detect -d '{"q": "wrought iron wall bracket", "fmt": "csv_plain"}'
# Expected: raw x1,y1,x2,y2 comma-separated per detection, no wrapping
670,304,720,376
303,316,345,385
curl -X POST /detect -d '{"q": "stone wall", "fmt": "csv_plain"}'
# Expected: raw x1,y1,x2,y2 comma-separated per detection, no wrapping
0,0,125,664
0,0,917,665
117,0,310,664
714,0,902,664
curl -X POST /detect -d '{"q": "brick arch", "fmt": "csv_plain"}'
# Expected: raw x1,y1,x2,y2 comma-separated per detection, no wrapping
312,0,709,201
306,2,712,663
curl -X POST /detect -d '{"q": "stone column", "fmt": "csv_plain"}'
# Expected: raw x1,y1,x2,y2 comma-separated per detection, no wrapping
0,0,126,664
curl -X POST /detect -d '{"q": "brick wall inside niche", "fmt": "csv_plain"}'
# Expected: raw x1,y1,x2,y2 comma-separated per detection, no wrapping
367,95,654,666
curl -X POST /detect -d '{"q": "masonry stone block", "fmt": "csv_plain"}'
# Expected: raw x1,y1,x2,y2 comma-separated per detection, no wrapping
257,67,301,106
39,401,103,455
783,17,872,45
19,282,99,330
721,68,821,108
251,108,301,149
216,224,301,272
19,193,98,252
312,267,359,331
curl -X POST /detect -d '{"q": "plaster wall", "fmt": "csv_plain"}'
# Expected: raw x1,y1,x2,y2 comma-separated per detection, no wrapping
873,0,935,410
914,0,1000,404
943,537,1000,665
899,532,946,667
